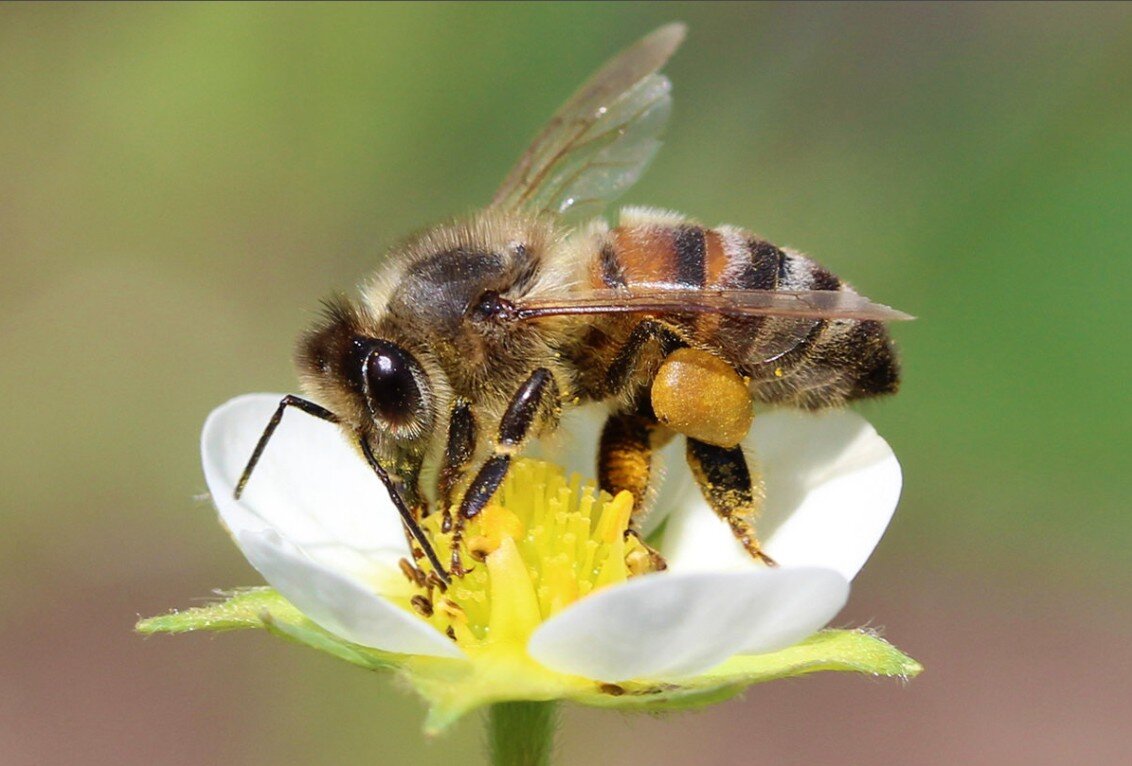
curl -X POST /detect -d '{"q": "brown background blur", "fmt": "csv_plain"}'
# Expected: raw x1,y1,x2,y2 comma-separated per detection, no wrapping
2,3,1129,765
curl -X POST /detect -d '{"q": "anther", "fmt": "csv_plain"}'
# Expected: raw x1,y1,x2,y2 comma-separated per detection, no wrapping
399,558,426,587
626,548,652,576
438,599,466,622
410,595,434,618
425,570,449,594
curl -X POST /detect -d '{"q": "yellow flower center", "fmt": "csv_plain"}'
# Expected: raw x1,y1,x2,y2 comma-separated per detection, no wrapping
387,458,657,654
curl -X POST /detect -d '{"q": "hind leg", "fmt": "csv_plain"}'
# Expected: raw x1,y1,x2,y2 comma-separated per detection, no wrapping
685,439,776,566
647,346,771,564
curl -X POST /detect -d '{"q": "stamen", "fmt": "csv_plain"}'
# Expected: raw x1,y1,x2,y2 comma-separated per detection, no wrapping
390,458,659,652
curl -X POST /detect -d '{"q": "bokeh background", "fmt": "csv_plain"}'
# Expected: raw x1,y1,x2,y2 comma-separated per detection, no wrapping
2,3,1129,764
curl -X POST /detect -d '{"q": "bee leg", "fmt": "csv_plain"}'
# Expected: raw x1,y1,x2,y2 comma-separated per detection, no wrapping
451,368,559,577
437,399,476,515
600,321,686,572
235,395,339,499
598,409,656,512
605,319,686,396
598,407,673,571
685,438,776,567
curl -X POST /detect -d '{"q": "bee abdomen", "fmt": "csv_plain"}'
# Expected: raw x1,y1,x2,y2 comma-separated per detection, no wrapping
591,213,899,408
740,247,900,408
590,216,745,291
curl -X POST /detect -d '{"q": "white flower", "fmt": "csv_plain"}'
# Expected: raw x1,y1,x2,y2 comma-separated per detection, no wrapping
199,393,902,687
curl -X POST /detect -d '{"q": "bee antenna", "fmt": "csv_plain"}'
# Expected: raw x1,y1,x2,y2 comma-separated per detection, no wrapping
235,395,340,499
234,395,449,585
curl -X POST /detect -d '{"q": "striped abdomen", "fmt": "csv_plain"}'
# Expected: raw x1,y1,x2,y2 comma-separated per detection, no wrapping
588,212,899,409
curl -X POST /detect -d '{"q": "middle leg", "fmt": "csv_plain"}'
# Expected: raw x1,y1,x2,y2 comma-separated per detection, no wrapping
597,318,686,560
451,367,560,576
598,403,674,570
597,405,676,522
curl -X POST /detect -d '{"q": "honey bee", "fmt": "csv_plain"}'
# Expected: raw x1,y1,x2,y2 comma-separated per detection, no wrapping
235,24,910,582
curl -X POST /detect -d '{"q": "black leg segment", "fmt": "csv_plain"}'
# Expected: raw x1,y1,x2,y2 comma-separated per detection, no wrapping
458,368,557,521
605,319,686,396
451,368,559,575
498,368,557,447
458,453,511,522
438,399,476,511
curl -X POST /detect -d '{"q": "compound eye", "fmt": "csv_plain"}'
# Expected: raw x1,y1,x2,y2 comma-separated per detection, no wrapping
362,340,424,429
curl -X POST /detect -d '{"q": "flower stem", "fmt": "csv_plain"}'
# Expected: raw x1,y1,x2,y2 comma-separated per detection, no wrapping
486,701,558,766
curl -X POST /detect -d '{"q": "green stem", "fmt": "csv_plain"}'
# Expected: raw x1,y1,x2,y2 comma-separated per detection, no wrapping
486,701,558,766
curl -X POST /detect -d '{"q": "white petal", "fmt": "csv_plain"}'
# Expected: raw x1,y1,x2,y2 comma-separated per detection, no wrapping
531,403,692,537
202,394,411,583
528,568,848,681
239,529,463,658
662,409,901,581
527,403,605,486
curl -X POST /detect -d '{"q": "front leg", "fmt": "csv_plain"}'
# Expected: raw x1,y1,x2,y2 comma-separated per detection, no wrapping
437,399,476,516
451,368,559,576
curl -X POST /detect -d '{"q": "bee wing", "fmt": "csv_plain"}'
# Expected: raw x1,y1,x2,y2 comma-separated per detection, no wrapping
513,287,914,322
513,287,913,363
491,23,685,221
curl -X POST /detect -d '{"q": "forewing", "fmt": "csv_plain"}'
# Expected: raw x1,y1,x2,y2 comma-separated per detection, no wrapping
514,287,912,363
492,23,685,221
513,288,914,322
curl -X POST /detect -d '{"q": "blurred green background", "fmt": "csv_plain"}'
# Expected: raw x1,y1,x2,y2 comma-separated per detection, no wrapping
2,3,1129,764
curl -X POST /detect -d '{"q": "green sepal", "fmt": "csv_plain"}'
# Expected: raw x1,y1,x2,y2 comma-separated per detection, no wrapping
136,587,400,671
570,628,922,713
137,587,295,633
138,590,922,729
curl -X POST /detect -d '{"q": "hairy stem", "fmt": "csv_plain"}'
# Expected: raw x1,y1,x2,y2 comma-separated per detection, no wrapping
486,701,558,766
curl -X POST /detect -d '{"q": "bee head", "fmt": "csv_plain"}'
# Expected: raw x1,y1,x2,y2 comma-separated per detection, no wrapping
296,297,438,445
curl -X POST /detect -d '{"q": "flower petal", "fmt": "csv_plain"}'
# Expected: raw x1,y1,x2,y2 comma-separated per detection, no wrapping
202,394,410,582
238,529,463,658
527,568,848,681
661,409,901,581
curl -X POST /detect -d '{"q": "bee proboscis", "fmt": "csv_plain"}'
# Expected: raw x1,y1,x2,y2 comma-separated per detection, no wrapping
234,24,910,582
